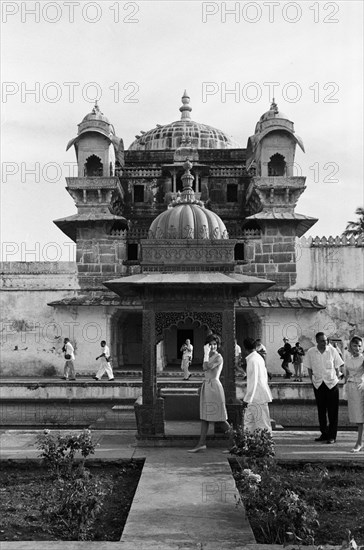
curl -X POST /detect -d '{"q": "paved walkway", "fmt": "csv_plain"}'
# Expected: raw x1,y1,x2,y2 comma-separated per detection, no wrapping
0,428,363,550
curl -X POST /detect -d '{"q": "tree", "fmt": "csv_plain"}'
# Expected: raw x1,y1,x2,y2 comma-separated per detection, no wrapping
343,207,364,237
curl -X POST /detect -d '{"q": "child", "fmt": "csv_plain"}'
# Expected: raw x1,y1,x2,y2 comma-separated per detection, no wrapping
292,342,305,382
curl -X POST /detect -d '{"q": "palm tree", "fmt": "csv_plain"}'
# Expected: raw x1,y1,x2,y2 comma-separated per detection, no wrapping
343,207,364,237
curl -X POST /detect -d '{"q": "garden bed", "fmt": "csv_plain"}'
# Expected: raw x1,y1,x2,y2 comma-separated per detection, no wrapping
230,459,364,546
0,460,143,542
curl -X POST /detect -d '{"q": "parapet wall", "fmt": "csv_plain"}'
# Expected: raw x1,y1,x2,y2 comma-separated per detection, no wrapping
0,262,79,290
295,236,364,291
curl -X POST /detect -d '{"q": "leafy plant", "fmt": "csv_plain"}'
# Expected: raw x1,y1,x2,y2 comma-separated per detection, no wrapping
44,469,105,540
36,429,96,477
235,467,318,544
36,429,103,540
229,426,275,470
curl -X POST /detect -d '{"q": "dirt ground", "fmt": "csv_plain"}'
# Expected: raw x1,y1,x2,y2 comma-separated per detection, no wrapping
0,461,143,542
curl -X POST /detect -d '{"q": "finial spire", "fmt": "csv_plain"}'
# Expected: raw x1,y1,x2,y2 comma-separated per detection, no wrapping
179,90,192,120
270,98,279,114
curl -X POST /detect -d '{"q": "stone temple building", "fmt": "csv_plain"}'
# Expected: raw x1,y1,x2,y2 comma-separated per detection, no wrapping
1,92,363,380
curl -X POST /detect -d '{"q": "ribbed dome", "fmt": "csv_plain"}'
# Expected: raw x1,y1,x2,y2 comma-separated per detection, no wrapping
129,91,240,151
148,160,228,240
149,202,228,240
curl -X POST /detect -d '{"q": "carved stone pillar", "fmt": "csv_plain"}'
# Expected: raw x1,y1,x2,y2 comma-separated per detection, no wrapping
135,307,165,436
222,305,244,428
142,308,156,405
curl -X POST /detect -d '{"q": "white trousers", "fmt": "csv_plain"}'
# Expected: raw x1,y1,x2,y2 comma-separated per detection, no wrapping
181,356,191,378
244,402,272,432
95,360,114,380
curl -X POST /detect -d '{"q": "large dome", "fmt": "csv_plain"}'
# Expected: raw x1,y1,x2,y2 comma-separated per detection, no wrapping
129,91,241,151
148,161,228,240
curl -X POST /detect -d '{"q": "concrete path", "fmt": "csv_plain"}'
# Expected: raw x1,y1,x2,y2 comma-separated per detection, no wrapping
0,428,363,550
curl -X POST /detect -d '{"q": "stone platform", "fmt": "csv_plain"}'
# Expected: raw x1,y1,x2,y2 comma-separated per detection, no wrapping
0,375,350,429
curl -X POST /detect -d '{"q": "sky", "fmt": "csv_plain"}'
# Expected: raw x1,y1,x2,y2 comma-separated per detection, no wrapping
1,0,363,261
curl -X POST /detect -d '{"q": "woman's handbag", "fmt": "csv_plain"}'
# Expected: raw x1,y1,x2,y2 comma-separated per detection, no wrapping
65,354,71,360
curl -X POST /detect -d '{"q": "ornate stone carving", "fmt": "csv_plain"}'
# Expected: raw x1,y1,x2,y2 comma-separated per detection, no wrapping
155,311,223,336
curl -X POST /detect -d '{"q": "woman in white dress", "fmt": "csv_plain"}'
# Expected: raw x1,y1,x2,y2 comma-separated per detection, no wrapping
188,335,231,452
343,336,364,452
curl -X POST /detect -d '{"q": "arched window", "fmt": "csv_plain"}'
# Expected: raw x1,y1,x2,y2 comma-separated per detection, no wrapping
84,155,103,177
268,153,286,176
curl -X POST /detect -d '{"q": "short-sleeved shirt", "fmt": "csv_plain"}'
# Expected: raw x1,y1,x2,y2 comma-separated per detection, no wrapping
102,345,111,361
65,342,75,361
304,345,344,389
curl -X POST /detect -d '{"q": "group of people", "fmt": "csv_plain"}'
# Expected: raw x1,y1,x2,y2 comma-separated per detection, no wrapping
278,338,305,380
62,339,114,381
189,331,364,454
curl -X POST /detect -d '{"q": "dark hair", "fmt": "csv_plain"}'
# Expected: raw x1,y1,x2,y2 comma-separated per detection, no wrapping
295,342,300,346
350,336,362,345
315,332,325,340
243,337,256,351
205,334,221,348
101,340,106,346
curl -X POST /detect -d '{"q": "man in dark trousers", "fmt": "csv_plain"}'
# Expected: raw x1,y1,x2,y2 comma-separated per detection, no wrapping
278,337,293,378
304,332,344,444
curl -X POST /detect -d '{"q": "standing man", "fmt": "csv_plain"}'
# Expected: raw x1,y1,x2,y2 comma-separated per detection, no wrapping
278,337,293,378
180,339,193,380
304,332,344,444
93,340,115,381
243,337,273,432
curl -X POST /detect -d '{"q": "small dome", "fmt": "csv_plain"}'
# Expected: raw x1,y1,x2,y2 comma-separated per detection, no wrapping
148,161,228,240
129,91,240,151
255,99,293,134
82,102,110,124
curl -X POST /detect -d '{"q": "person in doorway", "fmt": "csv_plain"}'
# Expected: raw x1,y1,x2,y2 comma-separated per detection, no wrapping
304,332,344,444
62,337,76,381
343,336,364,452
180,339,193,380
292,342,305,381
234,339,242,372
93,340,114,381
278,338,293,378
243,337,273,432
188,334,232,452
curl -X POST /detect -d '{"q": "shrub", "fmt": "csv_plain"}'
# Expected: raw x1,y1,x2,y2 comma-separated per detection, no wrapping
44,469,105,540
36,429,96,477
229,426,275,470
235,467,318,544
36,429,104,540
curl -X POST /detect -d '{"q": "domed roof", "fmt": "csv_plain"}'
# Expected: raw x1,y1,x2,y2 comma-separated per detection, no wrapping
148,161,228,240
81,102,110,124
254,99,294,135
129,91,241,151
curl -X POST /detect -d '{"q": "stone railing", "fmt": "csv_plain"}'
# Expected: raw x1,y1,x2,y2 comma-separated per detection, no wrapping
300,235,364,247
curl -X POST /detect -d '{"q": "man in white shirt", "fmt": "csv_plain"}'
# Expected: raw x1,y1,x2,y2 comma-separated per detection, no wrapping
63,337,76,381
243,337,273,432
180,339,193,380
304,332,344,443
93,340,115,381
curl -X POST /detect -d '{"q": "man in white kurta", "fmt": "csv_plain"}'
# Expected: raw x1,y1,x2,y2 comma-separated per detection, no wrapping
243,337,273,432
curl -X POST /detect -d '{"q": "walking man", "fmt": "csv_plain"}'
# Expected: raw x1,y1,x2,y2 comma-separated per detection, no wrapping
304,332,344,443
93,340,114,381
62,337,76,381
243,337,273,432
